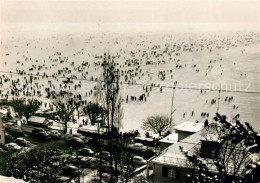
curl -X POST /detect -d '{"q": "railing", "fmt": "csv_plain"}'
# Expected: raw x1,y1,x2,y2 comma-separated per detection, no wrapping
131,165,147,177
162,156,187,167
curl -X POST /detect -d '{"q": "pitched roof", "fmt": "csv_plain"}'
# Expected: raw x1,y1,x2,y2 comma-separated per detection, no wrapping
27,116,47,124
152,124,206,164
159,133,178,144
150,123,251,175
174,121,204,133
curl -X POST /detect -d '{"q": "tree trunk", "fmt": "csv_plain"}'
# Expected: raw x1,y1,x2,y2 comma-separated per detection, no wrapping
64,122,68,133
115,150,118,181
98,122,102,183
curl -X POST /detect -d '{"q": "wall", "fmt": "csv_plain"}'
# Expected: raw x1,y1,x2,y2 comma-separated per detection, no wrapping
159,142,172,151
176,131,194,141
147,162,189,183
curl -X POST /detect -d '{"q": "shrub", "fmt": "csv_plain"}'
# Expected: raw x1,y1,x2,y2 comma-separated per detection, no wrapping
87,138,101,147
6,127,24,138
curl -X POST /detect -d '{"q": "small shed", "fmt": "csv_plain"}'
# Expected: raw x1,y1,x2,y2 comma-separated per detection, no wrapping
27,116,49,128
174,121,204,141
159,133,178,151
135,136,155,147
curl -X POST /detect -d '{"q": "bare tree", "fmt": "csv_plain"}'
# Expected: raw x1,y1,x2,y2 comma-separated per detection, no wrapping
53,96,77,133
83,102,106,126
83,102,107,182
0,99,40,120
142,115,172,136
119,144,135,183
94,53,123,182
95,53,122,130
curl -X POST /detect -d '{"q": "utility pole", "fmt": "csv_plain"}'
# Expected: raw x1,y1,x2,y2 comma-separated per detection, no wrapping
170,87,175,122
217,88,221,113
217,71,223,113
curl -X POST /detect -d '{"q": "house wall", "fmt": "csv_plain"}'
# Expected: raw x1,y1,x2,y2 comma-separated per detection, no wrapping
176,131,194,141
147,162,189,183
159,142,172,151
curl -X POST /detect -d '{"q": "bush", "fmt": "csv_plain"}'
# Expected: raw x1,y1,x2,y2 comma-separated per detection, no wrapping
6,127,24,138
65,137,84,147
141,149,155,159
32,128,44,135
6,111,12,120
0,143,8,151
5,133,14,143
128,148,155,159
87,138,101,147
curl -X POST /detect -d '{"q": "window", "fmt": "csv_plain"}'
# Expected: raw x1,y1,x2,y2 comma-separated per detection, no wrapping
168,168,176,178
200,140,222,159
162,167,178,178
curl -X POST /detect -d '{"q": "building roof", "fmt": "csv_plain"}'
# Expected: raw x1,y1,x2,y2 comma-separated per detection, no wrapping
159,133,178,144
79,125,107,134
150,122,250,175
135,136,154,142
27,116,47,124
151,122,218,166
174,121,204,133
0,109,8,116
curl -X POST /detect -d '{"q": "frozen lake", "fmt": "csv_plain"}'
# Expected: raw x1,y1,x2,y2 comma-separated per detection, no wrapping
1,32,260,133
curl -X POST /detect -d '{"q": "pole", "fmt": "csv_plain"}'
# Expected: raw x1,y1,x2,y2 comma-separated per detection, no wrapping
217,88,221,113
217,71,223,113
170,87,175,122
76,151,80,183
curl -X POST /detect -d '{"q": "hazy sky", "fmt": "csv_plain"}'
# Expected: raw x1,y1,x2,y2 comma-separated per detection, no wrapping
1,0,259,35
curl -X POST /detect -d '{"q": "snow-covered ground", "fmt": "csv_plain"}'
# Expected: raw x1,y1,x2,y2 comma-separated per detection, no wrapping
0,175,27,183
1,32,259,133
